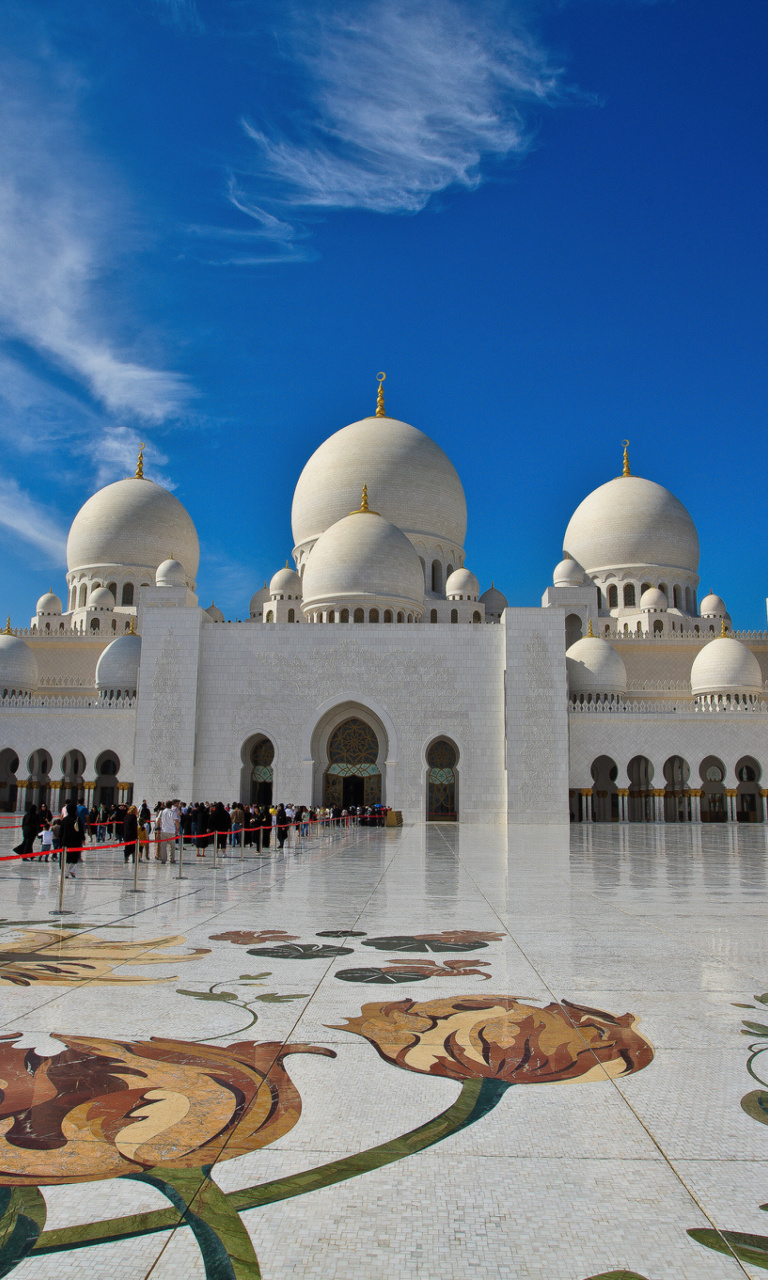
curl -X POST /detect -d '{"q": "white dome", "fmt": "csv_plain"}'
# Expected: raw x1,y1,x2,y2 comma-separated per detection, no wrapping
206,602,225,623
95,633,141,692
35,591,62,615
67,477,199,583
270,567,302,598
700,592,726,617
445,568,479,599
89,586,115,609
553,556,585,587
156,558,186,587
563,475,699,576
566,636,627,696
480,584,508,617
249,584,269,617
302,511,425,614
291,417,467,553
0,634,38,692
640,587,667,611
690,637,763,697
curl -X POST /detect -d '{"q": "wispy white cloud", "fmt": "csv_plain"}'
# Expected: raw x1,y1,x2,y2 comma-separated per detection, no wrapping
88,425,176,491
240,1,567,215
150,0,205,35
0,45,193,422
0,476,67,564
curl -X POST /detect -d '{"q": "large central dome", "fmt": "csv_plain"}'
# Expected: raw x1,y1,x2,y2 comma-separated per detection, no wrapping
291,416,467,552
563,475,699,576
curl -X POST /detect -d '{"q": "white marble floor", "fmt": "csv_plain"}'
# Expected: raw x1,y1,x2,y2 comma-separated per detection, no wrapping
1,820,767,1279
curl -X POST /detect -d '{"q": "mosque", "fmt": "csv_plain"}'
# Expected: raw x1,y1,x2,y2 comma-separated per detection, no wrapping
1,375,767,825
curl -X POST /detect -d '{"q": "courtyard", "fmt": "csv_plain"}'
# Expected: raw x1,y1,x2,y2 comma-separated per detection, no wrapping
0,819,766,1279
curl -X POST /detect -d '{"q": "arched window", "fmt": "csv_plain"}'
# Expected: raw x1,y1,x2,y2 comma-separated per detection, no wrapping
121,583,134,606
673,585,682,609
430,609,438,623
79,585,87,607
637,621,642,634
111,620,116,631
641,583,650,595
407,613,413,623
623,584,636,607
565,614,582,648
446,564,454,580
596,587,602,609
340,609,349,623
107,582,117,598
685,586,693,613
419,557,426,585
653,619,663,634
328,609,335,623
354,608,364,623
431,561,442,593
472,611,481,623
694,624,700,634
608,585,618,609
288,608,295,623
369,608,379,622
384,610,393,623
450,609,458,623
659,583,668,600
397,612,404,623
265,610,274,623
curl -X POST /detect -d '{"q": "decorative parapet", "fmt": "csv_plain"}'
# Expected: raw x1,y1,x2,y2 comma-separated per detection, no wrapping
0,693,136,710
569,697,768,715
38,674,97,688
604,627,768,644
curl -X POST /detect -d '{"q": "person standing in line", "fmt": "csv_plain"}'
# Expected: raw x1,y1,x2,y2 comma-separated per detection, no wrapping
76,801,88,844
60,803,81,878
231,801,244,847
123,805,138,862
137,811,151,861
156,802,178,864
14,804,39,857
275,804,289,850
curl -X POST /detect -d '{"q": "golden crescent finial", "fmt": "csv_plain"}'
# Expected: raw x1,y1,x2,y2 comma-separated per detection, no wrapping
376,372,386,417
135,442,146,479
587,618,594,638
3,617,11,635
721,615,727,638
621,440,630,477
349,483,379,516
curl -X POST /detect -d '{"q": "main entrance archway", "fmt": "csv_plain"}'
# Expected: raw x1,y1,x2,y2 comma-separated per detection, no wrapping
323,717,381,809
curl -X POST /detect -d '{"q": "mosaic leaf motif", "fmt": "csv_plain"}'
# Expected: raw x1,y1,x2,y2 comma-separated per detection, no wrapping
336,958,493,983
316,930,368,938
688,1228,768,1270
0,1185,46,1275
582,1273,657,1279
209,930,299,945
0,929,209,986
363,934,492,953
246,943,353,959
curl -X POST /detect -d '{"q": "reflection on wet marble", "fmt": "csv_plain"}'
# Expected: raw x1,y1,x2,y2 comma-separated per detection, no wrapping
1,820,767,1278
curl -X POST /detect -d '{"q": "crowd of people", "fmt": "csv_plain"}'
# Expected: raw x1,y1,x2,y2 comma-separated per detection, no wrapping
8,798,389,875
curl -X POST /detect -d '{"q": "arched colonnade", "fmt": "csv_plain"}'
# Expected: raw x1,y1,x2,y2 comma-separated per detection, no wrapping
573,753,765,824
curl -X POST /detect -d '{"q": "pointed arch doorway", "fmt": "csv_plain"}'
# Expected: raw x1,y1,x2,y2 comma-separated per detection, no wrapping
323,717,382,809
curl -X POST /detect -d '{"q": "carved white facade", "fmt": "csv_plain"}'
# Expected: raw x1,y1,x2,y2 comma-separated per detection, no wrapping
1,396,767,824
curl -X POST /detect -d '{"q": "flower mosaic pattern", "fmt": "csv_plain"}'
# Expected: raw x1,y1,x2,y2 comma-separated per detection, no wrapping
246,943,354,959
0,1032,334,1184
0,929,209,986
333,996,654,1083
209,930,299,945
362,929,504,953
336,958,492,983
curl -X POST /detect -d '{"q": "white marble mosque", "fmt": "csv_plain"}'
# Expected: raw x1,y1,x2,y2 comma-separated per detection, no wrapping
2,379,768,824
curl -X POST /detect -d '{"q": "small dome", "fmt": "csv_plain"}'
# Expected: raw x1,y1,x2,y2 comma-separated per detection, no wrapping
302,511,425,614
0,634,39,692
690,636,762,697
35,590,62,615
249,584,270,616
95,633,141,692
563,474,699,576
699,592,726,617
205,602,225,623
566,636,627,696
156,558,186,587
89,586,115,609
270,566,302,598
67,476,199,583
480,584,508,618
640,587,667,611
553,556,585,587
445,568,479,599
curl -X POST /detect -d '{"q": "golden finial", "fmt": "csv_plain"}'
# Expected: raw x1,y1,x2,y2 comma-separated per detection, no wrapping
622,440,631,477
349,483,379,516
721,615,727,638
375,372,386,417
135,442,146,479
3,617,11,635
587,618,594,637
128,616,137,635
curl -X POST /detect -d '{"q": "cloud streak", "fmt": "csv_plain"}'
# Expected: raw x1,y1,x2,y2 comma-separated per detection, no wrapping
0,477,67,564
240,1,566,215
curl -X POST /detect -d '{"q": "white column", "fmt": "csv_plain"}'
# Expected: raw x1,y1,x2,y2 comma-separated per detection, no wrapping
690,791,701,823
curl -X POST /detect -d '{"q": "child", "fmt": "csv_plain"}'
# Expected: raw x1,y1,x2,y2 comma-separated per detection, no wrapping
138,814,151,861
40,820,53,862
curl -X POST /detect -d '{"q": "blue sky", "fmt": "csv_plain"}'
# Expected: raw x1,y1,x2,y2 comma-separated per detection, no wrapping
1,0,766,625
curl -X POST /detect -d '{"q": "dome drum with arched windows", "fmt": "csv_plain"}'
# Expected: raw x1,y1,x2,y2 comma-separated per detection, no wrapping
0,633,39,695
95,632,142,700
566,634,627,701
690,635,763,701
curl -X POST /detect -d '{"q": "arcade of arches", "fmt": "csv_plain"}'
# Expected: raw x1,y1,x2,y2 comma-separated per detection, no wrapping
0,748,130,812
573,754,766,824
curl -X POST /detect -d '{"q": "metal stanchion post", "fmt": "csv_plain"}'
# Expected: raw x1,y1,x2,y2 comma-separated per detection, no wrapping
130,842,142,893
257,824,262,853
51,847,73,916
177,830,187,880
240,825,244,861
213,833,218,870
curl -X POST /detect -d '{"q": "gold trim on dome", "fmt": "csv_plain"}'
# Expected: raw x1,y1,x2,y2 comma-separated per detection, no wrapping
349,484,379,516
622,440,631,477
135,442,146,479
375,372,386,417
